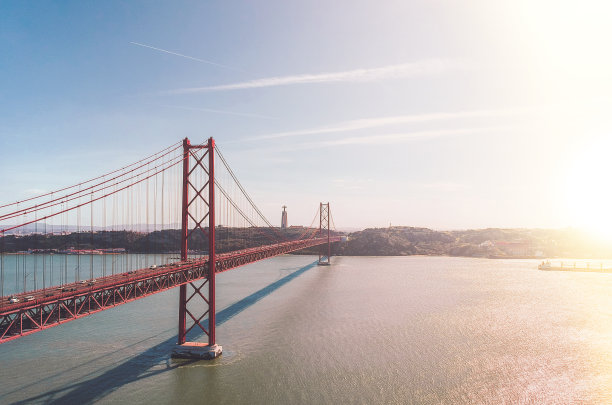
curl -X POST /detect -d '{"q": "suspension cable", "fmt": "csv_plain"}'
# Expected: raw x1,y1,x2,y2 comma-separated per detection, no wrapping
0,145,181,220
215,146,275,229
0,155,184,234
0,141,181,210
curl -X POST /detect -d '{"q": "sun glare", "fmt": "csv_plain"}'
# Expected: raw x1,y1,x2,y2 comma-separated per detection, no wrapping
565,136,612,241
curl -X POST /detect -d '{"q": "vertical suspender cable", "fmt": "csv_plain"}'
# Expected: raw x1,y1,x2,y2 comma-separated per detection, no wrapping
103,177,106,278
1,231,4,300
91,191,94,280
34,207,38,291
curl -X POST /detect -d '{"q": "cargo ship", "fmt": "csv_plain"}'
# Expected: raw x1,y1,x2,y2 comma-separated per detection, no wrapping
538,260,612,273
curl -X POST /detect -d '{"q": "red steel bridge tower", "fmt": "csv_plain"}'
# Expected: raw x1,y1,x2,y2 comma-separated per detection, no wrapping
172,137,222,359
318,202,331,265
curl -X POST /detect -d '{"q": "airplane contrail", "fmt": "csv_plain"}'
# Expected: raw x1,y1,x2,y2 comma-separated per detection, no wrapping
130,41,242,72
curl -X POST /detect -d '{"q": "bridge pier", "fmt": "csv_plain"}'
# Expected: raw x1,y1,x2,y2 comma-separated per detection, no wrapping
172,342,223,360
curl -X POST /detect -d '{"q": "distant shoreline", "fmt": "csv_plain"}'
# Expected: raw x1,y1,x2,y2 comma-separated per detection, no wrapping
3,226,612,260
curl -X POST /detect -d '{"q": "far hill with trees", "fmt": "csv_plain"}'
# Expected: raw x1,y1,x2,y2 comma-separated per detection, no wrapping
336,227,612,259
3,226,611,259
0,227,342,255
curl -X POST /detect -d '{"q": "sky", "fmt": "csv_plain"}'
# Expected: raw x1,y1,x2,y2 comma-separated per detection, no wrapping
1,1,612,233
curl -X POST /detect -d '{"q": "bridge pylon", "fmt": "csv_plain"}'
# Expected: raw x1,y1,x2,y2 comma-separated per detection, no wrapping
172,137,222,360
318,202,331,266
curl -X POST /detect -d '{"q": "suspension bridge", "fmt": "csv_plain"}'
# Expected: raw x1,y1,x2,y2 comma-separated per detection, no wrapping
0,138,340,358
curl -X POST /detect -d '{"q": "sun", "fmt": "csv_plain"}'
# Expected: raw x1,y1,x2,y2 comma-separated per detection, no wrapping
565,136,612,241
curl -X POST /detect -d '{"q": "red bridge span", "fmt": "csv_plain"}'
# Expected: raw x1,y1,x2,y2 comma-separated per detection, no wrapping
0,137,341,358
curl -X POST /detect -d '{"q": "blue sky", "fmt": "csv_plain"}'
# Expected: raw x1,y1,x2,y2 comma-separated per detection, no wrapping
2,1,612,231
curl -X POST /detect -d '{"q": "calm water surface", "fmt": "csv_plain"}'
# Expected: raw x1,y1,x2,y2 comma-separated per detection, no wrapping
0,255,611,404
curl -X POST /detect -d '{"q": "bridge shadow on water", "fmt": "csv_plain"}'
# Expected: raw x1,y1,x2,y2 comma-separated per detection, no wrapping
13,261,319,405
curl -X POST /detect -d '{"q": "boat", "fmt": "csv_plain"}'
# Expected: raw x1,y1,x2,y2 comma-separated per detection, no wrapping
538,260,552,270
538,260,612,273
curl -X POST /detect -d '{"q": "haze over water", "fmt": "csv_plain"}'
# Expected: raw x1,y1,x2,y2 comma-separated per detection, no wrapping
1,255,610,404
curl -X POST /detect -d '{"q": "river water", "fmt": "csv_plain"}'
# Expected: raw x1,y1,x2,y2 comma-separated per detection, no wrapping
0,255,611,404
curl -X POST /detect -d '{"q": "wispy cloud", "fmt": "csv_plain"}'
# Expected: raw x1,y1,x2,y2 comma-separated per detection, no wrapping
25,188,47,195
421,182,468,192
165,105,277,120
250,109,515,141
237,126,512,155
130,41,242,72
312,126,510,147
169,59,468,93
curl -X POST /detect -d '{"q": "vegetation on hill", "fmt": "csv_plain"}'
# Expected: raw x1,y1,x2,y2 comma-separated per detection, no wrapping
0,227,340,255
3,226,611,259
336,227,612,258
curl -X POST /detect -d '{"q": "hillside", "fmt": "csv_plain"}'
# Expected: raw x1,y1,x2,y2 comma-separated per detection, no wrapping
336,227,612,258
3,226,611,259
0,227,342,255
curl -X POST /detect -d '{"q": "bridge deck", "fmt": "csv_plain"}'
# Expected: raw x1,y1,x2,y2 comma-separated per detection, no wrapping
0,237,340,343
